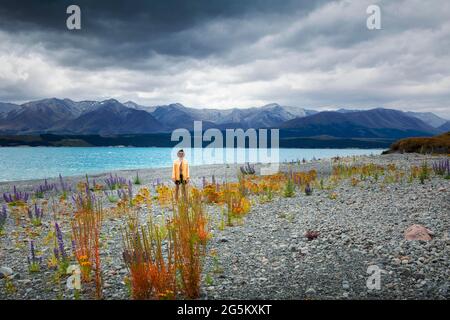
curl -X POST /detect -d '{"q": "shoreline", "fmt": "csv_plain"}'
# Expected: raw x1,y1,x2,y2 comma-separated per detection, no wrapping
0,147,385,184
0,152,442,189
0,151,383,187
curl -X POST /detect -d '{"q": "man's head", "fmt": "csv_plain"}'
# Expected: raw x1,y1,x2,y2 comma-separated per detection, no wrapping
177,149,185,159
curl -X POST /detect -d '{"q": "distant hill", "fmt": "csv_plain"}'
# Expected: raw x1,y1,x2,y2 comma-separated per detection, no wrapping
437,121,450,132
56,99,165,134
384,132,450,154
281,108,439,139
405,111,448,128
0,98,80,134
148,102,314,130
336,108,448,128
0,102,20,118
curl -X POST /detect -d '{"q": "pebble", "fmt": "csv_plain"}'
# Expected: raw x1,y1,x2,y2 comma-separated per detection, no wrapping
305,288,316,295
342,281,350,290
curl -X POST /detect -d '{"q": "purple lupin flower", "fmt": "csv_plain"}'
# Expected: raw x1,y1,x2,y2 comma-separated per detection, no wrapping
128,180,133,200
105,173,127,190
71,193,80,207
72,185,96,211
53,247,60,261
432,158,450,176
35,179,55,197
3,192,12,203
58,174,71,194
30,240,36,261
28,203,43,225
153,178,162,188
36,203,43,220
3,186,29,203
54,222,67,261
14,186,29,202
117,188,126,201
28,240,42,265
305,183,313,196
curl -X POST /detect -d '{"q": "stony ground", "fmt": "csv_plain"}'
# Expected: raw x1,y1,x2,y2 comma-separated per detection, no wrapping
0,153,449,299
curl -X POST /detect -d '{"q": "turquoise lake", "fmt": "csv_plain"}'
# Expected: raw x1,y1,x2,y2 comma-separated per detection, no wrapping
0,147,384,182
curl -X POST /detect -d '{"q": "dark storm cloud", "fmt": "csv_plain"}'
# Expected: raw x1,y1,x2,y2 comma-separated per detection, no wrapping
0,0,327,69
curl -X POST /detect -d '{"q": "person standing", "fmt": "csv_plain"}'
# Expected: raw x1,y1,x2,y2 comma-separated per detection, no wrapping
172,149,190,202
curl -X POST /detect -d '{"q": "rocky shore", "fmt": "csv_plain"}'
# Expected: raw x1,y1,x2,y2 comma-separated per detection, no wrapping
0,153,449,300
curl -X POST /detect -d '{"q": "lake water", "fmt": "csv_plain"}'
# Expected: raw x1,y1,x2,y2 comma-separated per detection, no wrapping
0,147,384,182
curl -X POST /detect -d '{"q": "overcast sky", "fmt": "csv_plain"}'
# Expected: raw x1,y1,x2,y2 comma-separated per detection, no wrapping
0,0,449,117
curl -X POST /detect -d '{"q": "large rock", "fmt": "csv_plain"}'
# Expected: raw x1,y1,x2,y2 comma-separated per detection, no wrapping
0,266,13,278
404,224,434,241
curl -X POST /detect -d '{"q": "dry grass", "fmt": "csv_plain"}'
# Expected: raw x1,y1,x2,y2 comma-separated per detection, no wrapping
122,219,177,300
172,192,210,298
122,187,210,300
386,132,450,154
71,188,103,299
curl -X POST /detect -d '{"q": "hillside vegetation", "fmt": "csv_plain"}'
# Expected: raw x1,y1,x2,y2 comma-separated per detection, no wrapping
384,132,450,154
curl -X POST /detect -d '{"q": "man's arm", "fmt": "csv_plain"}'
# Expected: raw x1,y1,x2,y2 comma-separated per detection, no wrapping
186,161,190,181
171,162,176,181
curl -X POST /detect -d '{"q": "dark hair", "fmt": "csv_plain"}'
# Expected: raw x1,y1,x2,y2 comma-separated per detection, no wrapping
178,149,184,153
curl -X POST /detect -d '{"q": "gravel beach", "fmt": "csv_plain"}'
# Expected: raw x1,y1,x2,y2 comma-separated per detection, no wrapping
0,153,449,300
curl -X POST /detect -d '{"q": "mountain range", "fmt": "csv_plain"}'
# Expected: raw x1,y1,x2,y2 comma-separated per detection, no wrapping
0,98,448,139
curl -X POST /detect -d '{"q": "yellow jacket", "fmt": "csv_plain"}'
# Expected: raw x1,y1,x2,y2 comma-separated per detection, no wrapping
172,159,189,181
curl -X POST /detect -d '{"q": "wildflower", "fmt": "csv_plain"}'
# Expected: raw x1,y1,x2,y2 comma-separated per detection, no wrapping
27,203,44,226
54,222,68,261
305,183,313,195
34,179,55,198
27,240,42,272
3,186,29,204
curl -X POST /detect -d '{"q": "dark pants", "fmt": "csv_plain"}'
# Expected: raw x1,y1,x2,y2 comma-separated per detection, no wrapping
175,174,188,201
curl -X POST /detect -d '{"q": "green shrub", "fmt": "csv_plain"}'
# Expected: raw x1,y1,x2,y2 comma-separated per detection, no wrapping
283,178,295,198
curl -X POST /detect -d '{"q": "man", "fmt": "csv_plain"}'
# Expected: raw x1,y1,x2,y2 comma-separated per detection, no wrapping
172,149,190,202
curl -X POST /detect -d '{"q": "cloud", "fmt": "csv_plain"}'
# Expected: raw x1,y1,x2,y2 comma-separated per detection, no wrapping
0,0,449,118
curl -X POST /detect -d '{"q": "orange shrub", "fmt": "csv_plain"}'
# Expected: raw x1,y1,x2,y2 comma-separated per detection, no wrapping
71,184,103,299
122,218,177,300
292,170,317,187
71,204,103,299
123,190,210,300
231,196,251,216
202,184,221,204
172,192,210,299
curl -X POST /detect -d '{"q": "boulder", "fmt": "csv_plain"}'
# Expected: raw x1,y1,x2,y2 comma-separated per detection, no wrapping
404,224,433,241
0,266,13,278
